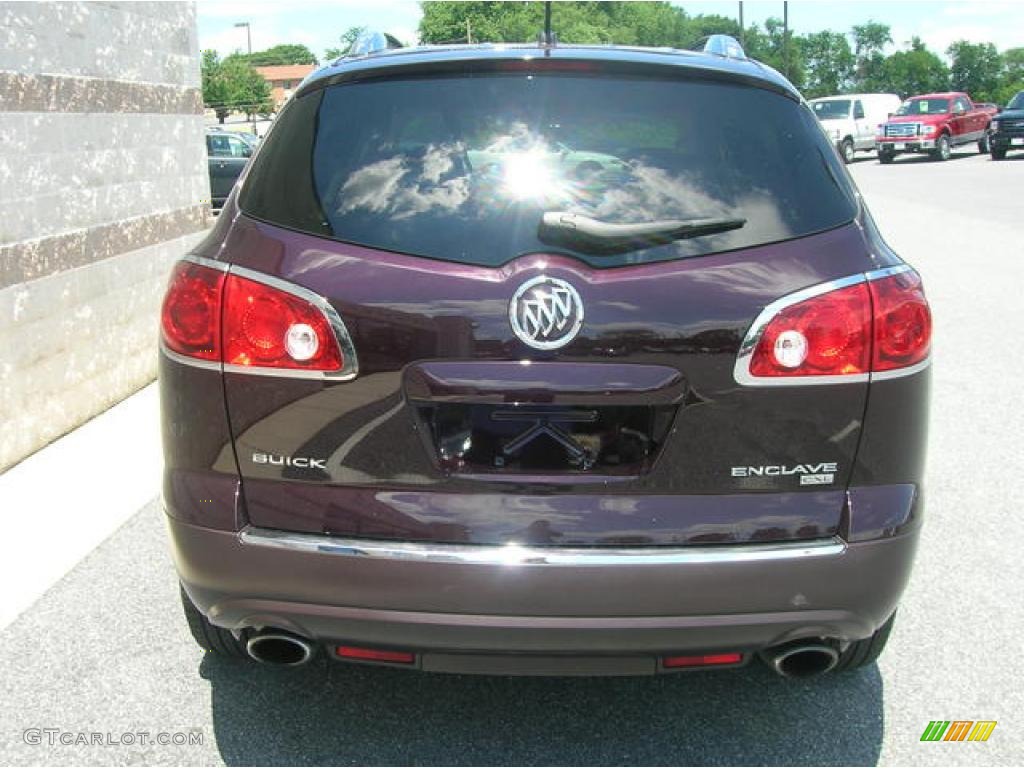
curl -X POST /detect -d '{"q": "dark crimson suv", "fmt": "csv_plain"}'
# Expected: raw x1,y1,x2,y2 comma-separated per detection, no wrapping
162,35,931,678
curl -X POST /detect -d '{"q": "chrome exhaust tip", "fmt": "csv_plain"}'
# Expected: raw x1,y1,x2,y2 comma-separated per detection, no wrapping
246,632,315,667
768,643,839,678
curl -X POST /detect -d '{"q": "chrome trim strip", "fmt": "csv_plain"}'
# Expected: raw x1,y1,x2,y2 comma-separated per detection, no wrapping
162,257,359,380
870,357,931,381
734,264,919,387
182,253,229,271
865,263,912,281
159,340,222,372
238,527,847,566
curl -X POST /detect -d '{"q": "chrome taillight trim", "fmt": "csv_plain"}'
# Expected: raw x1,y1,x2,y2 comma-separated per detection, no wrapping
159,341,222,372
239,527,847,566
734,264,929,387
161,255,359,381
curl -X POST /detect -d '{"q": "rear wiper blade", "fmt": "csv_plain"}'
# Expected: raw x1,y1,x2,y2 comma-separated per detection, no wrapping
538,211,746,254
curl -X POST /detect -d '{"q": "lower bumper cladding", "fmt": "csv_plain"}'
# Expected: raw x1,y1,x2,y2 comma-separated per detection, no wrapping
169,509,919,675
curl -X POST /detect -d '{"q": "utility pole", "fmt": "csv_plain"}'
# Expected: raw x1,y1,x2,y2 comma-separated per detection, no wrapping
782,1,789,80
739,2,744,47
466,18,472,44
234,21,255,135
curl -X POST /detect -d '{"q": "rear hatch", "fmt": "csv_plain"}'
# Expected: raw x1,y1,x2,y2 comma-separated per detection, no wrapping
219,61,872,546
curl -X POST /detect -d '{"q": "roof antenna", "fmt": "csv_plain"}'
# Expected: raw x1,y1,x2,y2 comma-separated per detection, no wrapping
539,0,556,52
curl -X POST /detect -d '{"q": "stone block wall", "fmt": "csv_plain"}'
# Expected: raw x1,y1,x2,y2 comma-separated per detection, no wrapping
0,2,210,470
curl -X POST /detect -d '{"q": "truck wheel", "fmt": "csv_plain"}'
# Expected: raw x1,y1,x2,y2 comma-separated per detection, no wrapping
932,134,951,161
878,150,894,164
180,585,248,658
833,613,896,672
978,132,991,153
991,147,1007,161
840,138,855,164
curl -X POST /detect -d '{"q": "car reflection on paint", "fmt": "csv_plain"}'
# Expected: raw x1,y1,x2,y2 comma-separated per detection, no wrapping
467,134,630,183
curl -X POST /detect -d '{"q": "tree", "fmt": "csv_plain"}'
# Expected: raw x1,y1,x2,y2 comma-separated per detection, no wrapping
1004,47,1024,83
741,17,804,87
201,50,231,123
234,43,318,67
681,14,742,49
880,37,949,98
851,20,892,91
801,31,854,97
200,50,274,123
996,47,1024,104
418,2,690,47
325,26,368,60
947,40,1002,101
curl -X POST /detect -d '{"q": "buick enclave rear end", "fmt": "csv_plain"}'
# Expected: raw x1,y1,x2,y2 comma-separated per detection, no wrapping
162,40,930,677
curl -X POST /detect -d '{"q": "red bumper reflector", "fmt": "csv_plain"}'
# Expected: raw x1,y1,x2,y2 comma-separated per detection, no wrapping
336,645,415,664
662,652,743,668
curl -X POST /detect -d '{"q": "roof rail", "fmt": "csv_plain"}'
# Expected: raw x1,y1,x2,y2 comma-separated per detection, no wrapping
702,34,746,60
347,30,404,58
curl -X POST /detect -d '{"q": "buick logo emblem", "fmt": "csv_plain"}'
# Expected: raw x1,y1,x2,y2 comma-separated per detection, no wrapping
509,275,584,350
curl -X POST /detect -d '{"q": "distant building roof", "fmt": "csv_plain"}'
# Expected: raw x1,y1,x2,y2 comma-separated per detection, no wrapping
254,64,316,82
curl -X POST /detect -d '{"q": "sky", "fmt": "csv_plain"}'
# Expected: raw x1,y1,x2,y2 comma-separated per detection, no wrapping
197,1,1021,63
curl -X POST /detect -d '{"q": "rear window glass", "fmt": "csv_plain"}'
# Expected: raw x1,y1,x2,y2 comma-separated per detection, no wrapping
240,73,857,268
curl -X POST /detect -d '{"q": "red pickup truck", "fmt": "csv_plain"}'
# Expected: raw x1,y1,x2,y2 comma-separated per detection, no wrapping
876,92,997,163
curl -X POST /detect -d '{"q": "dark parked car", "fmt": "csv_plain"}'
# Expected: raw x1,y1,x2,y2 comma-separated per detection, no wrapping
990,91,1024,160
205,129,256,208
162,35,931,678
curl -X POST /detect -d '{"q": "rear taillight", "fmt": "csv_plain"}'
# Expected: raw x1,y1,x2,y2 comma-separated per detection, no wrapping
869,270,931,371
161,261,225,362
748,282,871,378
738,266,931,384
222,273,343,371
161,259,353,376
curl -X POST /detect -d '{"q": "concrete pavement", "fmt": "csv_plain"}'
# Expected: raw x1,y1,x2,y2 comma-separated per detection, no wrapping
0,382,161,629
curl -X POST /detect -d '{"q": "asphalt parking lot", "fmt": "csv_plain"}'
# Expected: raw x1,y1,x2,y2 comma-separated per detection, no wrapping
1,148,1022,767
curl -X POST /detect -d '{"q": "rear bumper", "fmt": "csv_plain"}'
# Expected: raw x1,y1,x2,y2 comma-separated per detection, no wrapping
169,512,920,672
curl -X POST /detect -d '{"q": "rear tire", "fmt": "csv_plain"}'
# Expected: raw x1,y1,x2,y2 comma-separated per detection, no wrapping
840,138,855,164
978,132,991,153
878,150,894,164
932,134,951,161
833,613,896,672
991,148,1007,161
180,585,247,658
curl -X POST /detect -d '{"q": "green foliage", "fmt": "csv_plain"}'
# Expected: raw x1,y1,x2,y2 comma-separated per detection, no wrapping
324,26,368,60
200,49,274,122
880,38,949,98
994,47,1024,104
418,2,690,46
408,3,1020,102
229,43,318,67
742,17,804,87
802,31,854,98
947,40,1002,101
851,20,892,91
